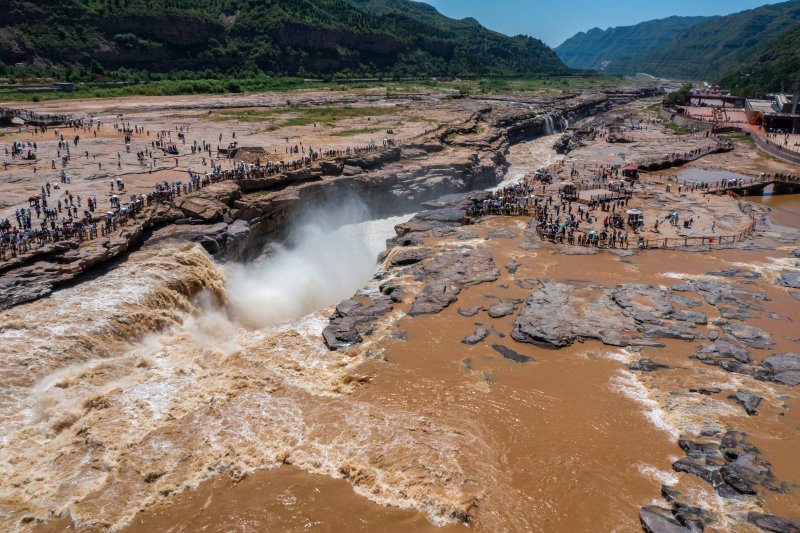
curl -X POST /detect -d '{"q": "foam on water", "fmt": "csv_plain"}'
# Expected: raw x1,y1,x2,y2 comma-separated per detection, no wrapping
0,207,485,530
637,464,679,486
611,370,679,438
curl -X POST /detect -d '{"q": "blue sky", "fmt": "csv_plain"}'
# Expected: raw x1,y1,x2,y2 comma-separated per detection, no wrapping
420,0,785,47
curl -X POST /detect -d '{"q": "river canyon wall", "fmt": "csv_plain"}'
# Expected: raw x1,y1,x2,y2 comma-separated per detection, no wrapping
0,87,659,310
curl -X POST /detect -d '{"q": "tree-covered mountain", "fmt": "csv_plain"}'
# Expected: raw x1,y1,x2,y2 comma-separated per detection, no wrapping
555,0,800,94
554,16,711,72
0,0,567,78
634,0,800,80
718,22,800,95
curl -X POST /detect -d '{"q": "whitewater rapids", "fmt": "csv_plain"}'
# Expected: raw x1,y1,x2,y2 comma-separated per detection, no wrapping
0,210,489,531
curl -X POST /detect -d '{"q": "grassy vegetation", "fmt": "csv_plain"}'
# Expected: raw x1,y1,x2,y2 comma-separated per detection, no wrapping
209,105,402,130
330,127,384,137
665,83,692,106
665,123,691,134
0,73,627,104
721,133,754,143
471,75,624,95
646,102,662,114
0,77,312,102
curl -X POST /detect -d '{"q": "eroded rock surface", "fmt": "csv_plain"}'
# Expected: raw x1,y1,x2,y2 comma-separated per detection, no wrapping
323,295,394,350
511,282,637,347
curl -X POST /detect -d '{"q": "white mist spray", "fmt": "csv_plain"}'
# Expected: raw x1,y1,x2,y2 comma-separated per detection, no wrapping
224,198,411,329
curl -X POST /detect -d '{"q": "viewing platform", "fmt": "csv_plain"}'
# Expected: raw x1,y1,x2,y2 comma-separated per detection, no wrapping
0,108,70,127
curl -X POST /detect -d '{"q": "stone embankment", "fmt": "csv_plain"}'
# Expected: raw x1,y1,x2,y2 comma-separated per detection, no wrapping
0,87,659,309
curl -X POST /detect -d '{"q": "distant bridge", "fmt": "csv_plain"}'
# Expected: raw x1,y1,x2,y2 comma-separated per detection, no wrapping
0,108,70,127
704,174,800,196
689,94,746,107
637,142,734,172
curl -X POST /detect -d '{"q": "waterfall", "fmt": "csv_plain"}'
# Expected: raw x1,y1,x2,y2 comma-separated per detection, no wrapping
544,115,555,136
560,117,569,131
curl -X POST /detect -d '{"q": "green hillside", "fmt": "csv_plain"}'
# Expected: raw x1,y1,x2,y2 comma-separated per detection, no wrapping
634,0,800,80
0,0,567,79
554,16,711,72
717,22,800,95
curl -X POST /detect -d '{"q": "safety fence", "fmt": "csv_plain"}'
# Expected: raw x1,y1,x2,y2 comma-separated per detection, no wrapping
534,221,756,251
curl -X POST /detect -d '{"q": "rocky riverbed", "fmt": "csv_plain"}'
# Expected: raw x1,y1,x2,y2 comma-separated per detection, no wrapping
0,85,658,309
2,88,799,533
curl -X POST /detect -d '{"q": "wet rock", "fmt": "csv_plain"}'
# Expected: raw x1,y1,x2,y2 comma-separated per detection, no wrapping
762,353,800,374
505,259,520,274
487,303,516,318
629,339,667,348
511,282,637,348
689,387,722,395
419,248,500,287
747,512,800,533
490,344,534,363
224,219,251,259
661,485,683,503
630,359,670,372
0,275,54,309
724,323,775,349
462,329,490,346
457,305,483,317
323,296,394,350
720,464,756,494
728,390,762,416
408,248,499,316
415,206,466,224
409,283,461,316
341,165,363,176
697,340,751,363
612,284,675,319
791,249,800,258
674,310,708,325
762,353,800,386
679,440,720,457
673,457,714,482
707,268,758,278
639,506,693,533
643,324,703,341
390,248,431,267
708,330,719,341
671,294,703,308
673,280,766,319
322,317,363,350
393,235,424,247
778,273,800,289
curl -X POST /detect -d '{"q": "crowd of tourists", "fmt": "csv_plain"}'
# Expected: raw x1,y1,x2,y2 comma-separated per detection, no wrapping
0,186,145,260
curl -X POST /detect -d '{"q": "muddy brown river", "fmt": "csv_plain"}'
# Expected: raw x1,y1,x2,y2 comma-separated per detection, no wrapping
3,114,797,533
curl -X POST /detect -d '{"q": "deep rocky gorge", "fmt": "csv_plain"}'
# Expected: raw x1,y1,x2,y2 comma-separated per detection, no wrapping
3,88,798,533
0,87,657,310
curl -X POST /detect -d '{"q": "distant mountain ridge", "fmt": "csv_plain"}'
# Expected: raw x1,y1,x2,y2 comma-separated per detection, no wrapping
0,0,567,78
635,0,800,81
555,16,712,72
555,0,800,94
